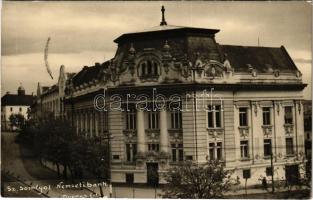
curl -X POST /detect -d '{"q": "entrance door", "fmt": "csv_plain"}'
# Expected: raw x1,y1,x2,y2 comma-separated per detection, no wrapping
147,163,159,186
285,165,299,185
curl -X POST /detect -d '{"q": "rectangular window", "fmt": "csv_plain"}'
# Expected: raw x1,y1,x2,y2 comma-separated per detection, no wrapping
208,142,223,160
148,111,159,129
19,107,22,112
148,143,159,152
262,107,271,125
171,110,182,129
243,169,251,179
10,107,13,112
126,108,136,130
264,139,272,157
284,106,293,124
239,108,248,126
266,167,272,176
171,143,184,162
125,173,134,184
207,105,222,128
286,138,294,155
126,143,137,162
240,140,249,158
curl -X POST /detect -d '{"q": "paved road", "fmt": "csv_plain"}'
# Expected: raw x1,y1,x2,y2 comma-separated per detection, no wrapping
1,132,103,197
1,132,162,198
2,132,308,198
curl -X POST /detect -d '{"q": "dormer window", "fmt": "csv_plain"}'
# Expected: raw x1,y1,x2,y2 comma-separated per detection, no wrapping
139,59,159,78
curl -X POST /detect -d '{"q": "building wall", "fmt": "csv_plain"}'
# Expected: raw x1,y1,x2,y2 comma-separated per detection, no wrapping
105,88,306,186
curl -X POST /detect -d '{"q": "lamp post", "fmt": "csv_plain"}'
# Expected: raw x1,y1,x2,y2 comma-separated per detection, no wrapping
270,152,275,193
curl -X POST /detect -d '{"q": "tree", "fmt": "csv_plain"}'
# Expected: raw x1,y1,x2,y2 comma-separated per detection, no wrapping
162,160,240,198
9,113,25,130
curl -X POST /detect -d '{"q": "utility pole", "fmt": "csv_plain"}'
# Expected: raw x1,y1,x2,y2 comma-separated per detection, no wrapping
270,152,275,193
102,132,113,197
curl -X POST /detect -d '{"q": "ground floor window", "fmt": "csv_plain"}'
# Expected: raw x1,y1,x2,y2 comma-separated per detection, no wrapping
125,173,134,185
264,139,272,157
285,165,299,185
266,167,272,176
242,169,251,179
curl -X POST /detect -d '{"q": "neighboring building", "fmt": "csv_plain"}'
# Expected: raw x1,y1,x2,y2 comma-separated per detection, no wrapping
1,85,35,130
36,65,75,119
38,7,307,187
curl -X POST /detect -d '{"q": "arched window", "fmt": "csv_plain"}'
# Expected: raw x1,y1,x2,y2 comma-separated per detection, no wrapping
153,62,158,75
139,59,159,78
141,62,146,76
147,60,152,75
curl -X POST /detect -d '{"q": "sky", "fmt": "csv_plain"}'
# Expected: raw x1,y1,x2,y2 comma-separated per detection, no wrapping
1,1,312,99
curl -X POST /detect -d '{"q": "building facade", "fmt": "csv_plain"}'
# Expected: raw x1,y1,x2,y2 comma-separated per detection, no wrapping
36,65,75,120
35,8,307,187
1,86,35,130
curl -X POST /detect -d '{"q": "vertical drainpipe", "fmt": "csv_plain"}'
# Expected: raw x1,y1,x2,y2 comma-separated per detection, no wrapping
273,101,277,162
294,100,298,159
250,101,254,165
193,76,198,163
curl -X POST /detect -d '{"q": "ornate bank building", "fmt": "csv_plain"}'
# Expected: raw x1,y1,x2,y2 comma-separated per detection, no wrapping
54,7,307,186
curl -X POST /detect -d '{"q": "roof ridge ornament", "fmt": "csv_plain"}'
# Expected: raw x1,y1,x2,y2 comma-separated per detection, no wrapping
160,5,167,26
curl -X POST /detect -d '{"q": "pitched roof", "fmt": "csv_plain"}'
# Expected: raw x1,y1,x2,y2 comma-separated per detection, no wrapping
1,94,35,106
72,61,110,87
220,45,299,73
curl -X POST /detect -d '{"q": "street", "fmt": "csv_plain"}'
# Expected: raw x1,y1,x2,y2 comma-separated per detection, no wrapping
1,131,310,198
1,131,163,198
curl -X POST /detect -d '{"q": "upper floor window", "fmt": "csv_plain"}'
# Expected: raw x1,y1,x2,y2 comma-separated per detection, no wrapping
126,108,136,130
284,106,293,124
207,105,222,128
19,107,22,112
139,59,159,78
171,143,184,162
126,143,137,162
171,110,182,129
262,107,271,125
240,140,249,158
148,143,159,152
286,138,294,155
148,111,159,129
209,142,222,160
10,107,13,112
239,108,248,126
